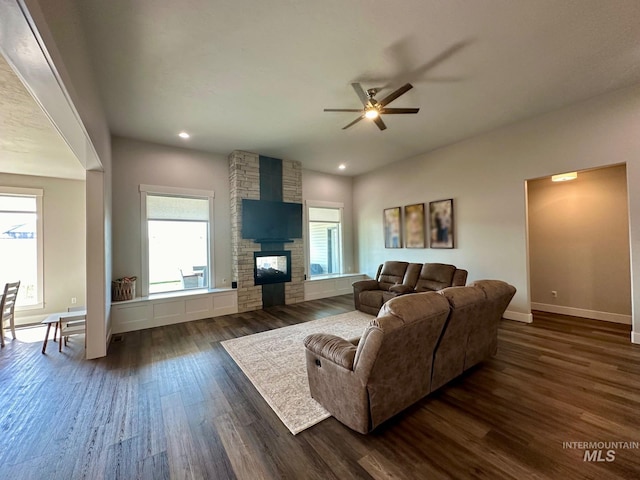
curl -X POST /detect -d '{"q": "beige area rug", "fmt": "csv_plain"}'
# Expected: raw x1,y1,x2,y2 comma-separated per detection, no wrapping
221,310,374,434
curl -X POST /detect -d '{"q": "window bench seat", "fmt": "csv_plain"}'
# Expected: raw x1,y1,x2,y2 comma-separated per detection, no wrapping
111,288,238,334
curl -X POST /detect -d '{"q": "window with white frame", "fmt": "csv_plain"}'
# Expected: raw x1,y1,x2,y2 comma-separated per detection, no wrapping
307,201,343,277
140,185,214,295
0,187,43,308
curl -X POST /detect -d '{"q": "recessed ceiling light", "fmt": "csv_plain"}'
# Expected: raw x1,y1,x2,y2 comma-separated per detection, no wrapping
338,164,346,170
178,131,190,139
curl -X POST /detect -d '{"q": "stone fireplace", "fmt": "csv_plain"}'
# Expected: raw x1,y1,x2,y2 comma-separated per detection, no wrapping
229,151,304,312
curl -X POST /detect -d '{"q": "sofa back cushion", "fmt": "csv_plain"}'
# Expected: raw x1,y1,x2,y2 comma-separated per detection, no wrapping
377,261,409,290
402,263,422,289
452,269,468,287
431,285,486,391
462,280,516,369
356,292,450,429
414,263,456,292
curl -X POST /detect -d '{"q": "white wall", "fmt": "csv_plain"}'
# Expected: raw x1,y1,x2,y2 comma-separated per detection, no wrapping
0,173,86,324
111,136,232,289
354,83,640,334
8,0,112,358
302,170,356,274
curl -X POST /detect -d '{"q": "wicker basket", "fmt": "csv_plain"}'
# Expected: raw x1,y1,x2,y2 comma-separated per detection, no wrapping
112,277,136,302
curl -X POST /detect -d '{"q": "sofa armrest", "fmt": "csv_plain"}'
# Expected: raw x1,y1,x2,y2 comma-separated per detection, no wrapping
389,284,415,295
353,279,381,311
304,333,357,370
352,279,380,292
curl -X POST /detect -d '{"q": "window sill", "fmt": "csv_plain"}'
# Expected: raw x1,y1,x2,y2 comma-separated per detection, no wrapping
305,273,363,282
16,302,44,312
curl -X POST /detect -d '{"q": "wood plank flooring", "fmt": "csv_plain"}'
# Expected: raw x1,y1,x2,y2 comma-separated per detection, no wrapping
1,297,639,479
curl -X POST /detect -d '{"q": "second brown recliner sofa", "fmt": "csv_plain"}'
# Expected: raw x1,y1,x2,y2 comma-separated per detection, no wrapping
353,261,468,315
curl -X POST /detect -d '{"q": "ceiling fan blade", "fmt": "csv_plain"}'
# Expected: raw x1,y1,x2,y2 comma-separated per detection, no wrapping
342,115,365,130
373,116,387,131
351,83,370,107
379,107,420,114
378,83,413,107
324,108,364,112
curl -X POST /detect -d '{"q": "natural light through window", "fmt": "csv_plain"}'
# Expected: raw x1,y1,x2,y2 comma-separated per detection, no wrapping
308,203,343,278
141,186,213,296
0,188,43,307
148,220,208,293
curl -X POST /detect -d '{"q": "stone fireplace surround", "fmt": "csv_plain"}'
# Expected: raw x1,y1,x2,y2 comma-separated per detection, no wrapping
230,151,304,312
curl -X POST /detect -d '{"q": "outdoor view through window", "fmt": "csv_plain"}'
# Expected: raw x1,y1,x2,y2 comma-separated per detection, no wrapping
0,192,40,306
146,194,209,294
308,206,342,277
148,220,208,293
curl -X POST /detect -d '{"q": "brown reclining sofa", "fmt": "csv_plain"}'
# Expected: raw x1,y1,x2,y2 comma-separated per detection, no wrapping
304,280,516,434
353,261,468,315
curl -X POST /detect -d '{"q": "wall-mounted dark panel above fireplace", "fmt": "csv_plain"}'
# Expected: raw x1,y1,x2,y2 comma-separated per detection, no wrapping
241,199,302,242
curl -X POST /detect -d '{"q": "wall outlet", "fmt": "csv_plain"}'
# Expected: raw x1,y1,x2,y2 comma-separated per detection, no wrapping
551,291,557,298
71,297,77,304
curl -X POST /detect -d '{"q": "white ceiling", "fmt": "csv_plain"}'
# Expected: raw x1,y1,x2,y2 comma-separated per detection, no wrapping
0,54,85,180
49,1,640,175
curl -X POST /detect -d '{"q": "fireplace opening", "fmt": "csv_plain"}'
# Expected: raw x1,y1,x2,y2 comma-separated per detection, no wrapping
254,251,291,285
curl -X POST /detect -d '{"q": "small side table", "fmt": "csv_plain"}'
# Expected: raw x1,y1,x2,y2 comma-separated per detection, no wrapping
41,314,60,354
41,310,87,354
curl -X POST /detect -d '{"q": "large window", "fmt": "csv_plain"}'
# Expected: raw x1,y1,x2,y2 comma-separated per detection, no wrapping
0,187,43,308
307,202,343,278
140,185,214,295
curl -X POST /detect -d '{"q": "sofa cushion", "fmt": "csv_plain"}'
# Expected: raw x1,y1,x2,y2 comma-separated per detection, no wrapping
366,291,450,428
378,291,449,326
431,285,486,391
415,263,456,292
464,280,516,369
360,290,384,310
381,291,399,304
378,261,409,290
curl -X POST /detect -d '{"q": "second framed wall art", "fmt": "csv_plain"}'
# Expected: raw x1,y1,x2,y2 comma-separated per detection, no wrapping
404,203,426,248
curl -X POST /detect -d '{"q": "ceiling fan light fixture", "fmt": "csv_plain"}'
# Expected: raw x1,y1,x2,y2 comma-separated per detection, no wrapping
365,109,379,119
325,82,417,131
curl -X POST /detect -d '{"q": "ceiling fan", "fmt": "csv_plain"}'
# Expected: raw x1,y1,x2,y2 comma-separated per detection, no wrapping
324,82,419,131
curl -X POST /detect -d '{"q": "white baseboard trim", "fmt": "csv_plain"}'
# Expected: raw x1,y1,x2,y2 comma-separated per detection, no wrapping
631,331,639,344
531,302,632,325
503,310,533,323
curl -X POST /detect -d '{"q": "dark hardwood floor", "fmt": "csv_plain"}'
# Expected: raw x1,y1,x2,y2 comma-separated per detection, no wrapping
1,297,639,479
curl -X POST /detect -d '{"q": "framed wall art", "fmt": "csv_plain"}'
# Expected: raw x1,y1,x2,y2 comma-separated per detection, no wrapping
404,203,426,248
383,207,402,248
429,199,454,248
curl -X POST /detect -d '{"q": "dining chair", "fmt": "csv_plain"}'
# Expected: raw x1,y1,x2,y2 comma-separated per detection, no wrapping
0,281,20,347
59,306,86,352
